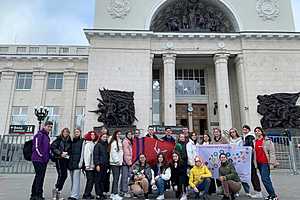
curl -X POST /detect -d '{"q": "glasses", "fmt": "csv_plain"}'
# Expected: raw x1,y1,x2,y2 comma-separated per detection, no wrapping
195,160,201,162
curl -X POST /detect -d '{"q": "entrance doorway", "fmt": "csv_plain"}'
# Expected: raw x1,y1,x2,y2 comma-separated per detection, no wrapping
176,104,208,134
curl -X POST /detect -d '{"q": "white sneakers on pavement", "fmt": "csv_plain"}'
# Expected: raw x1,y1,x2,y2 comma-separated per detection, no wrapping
156,194,165,200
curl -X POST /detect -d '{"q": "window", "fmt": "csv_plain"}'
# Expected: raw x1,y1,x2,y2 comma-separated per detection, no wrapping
76,48,87,54
77,73,88,90
0,47,9,53
47,106,60,136
17,47,26,53
59,47,69,54
11,107,28,125
29,47,39,53
74,107,85,130
47,47,56,54
16,73,32,90
47,73,63,89
175,68,206,96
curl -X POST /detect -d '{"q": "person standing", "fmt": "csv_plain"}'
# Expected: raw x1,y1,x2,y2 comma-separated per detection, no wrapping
254,127,278,200
201,133,211,145
211,128,228,144
82,131,98,200
174,133,188,170
186,132,200,168
218,153,241,200
68,128,85,200
30,121,53,200
146,126,158,140
228,128,243,147
189,156,212,200
109,130,124,200
161,127,175,143
182,127,189,142
241,125,263,198
93,132,109,200
51,128,72,200
120,131,133,198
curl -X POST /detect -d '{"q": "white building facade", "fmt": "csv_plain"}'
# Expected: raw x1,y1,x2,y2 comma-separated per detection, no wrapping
1,0,300,135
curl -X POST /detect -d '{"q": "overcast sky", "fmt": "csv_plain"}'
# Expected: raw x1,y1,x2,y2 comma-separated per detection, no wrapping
0,0,299,45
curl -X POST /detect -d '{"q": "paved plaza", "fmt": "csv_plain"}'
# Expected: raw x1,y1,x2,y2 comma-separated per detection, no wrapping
0,167,299,200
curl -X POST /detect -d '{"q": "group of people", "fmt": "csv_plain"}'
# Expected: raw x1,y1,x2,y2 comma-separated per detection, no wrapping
30,121,278,200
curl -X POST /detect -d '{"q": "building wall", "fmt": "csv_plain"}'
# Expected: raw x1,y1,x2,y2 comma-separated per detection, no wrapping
94,0,295,31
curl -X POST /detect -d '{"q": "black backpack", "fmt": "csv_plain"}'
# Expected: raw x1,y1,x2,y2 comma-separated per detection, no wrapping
23,139,33,161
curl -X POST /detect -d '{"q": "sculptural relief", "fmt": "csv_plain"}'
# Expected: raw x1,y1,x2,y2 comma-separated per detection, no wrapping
107,0,130,19
256,0,280,21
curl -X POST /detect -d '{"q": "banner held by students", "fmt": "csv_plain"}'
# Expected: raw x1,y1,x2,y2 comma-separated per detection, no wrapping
197,145,252,183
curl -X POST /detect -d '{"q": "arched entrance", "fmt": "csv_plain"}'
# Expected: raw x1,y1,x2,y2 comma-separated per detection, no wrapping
149,0,240,32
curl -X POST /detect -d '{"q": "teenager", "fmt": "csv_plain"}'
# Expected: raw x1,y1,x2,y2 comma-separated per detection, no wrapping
30,121,53,200
211,128,228,144
186,132,200,168
93,132,109,200
228,128,243,147
170,152,188,200
130,154,154,200
51,128,72,200
109,130,124,200
152,153,171,200
120,131,133,198
67,128,84,200
161,127,175,143
201,133,211,145
146,126,158,140
242,125,263,198
189,156,212,200
254,127,278,200
218,153,241,200
174,133,188,169
82,131,98,199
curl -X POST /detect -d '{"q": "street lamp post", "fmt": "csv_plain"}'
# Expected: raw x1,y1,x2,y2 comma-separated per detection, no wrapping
34,106,49,130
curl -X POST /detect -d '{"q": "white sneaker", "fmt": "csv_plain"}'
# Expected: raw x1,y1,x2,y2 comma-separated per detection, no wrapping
110,194,116,199
180,193,187,200
115,194,123,200
156,194,165,200
246,193,252,198
124,193,131,198
251,192,264,199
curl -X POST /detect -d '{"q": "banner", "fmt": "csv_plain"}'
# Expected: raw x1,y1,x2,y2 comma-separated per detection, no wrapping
132,137,175,166
196,145,252,183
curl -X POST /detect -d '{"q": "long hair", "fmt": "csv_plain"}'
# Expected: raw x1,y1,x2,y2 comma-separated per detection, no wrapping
125,131,133,144
108,130,121,152
60,128,70,139
171,151,182,166
229,128,240,138
254,127,266,137
202,133,211,144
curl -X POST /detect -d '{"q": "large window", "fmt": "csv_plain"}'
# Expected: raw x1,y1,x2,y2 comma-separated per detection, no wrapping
74,107,85,130
77,73,88,90
175,68,206,96
16,72,32,90
11,106,28,125
152,69,161,125
47,106,60,136
47,73,63,90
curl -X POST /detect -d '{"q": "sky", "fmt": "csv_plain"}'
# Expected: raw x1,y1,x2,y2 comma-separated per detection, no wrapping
0,0,299,45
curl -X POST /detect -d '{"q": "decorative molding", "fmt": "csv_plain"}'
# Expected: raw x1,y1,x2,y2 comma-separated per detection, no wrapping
107,0,130,19
256,0,280,21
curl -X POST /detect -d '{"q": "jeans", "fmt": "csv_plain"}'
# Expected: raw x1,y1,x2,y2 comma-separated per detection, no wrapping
95,165,108,197
257,163,276,197
70,169,81,199
31,162,47,198
196,178,211,194
111,165,121,194
120,165,130,193
55,158,69,191
156,177,165,195
83,170,95,197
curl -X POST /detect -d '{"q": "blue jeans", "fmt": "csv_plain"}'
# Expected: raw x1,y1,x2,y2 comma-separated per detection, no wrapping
257,163,276,197
156,177,165,195
196,178,211,194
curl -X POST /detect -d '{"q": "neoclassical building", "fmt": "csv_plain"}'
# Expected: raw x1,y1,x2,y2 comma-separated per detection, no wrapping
0,0,299,135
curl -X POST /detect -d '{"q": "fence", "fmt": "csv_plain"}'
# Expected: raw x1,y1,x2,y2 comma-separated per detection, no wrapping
0,134,299,174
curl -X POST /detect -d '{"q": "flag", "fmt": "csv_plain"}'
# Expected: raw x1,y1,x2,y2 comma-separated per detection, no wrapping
132,137,175,166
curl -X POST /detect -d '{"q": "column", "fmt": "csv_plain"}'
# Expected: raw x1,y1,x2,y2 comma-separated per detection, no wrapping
235,54,250,125
213,53,232,131
149,54,154,125
0,67,16,134
162,53,176,126
62,69,77,129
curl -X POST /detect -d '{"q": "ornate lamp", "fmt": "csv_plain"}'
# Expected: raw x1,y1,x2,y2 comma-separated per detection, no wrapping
34,106,49,130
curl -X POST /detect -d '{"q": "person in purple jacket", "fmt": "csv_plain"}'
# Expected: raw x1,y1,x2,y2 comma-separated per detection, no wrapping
30,121,53,200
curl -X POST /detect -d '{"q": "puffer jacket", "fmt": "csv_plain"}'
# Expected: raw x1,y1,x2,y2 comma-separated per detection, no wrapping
83,141,96,170
93,140,109,167
51,136,72,159
122,137,132,166
219,161,240,182
68,137,84,170
109,139,123,166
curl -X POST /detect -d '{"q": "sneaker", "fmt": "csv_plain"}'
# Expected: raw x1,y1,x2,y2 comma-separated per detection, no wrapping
52,188,58,200
156,194,165,200
114,194,123,200
231,193,236,200
271,196,279,200
180,193,187,200
202,194,209,200
245,193,252,198
56,191,64,200
123,193,131,198
251,192,264,199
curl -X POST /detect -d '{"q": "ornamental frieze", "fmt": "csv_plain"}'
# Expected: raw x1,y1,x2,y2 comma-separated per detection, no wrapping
107,0,130,19
256,0,280,21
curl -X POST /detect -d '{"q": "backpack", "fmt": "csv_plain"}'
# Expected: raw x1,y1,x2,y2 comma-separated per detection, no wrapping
23,139,33,161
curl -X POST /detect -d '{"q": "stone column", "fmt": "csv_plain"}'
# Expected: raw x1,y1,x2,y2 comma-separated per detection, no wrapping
162,53,176,126
235,54,250,125
0,67,16,134
149,54,154,125
213,53,232,131
62,69,77,129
